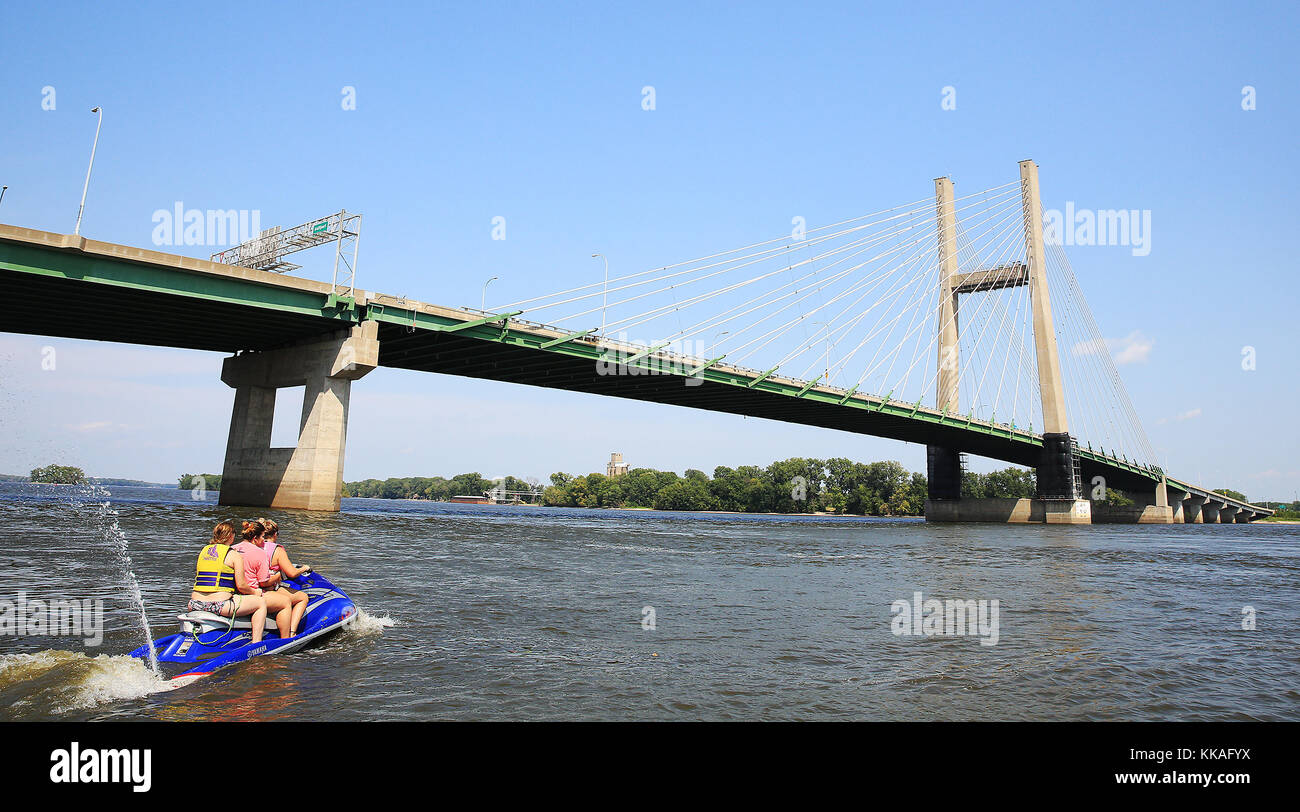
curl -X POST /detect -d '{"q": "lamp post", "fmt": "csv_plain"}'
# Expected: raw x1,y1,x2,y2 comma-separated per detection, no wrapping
592,253,609,334
0,186,8,209
481,276,498,312
710,330,730,357
74,106,103,236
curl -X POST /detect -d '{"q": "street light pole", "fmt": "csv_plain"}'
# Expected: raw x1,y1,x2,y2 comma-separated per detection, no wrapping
481,276,499,312
710,330,730,357
74,106,103,236
592,253,609,334
0,186,8,210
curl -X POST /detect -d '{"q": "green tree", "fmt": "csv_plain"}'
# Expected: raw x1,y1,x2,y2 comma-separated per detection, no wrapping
653,478,716,511
31,465,87,485
178,473,222,491
1099,488,1134,506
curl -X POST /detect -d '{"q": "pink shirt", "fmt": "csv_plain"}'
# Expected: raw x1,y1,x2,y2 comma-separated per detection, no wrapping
233,541,270,589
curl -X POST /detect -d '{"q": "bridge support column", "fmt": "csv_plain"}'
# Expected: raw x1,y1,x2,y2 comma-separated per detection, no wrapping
926,446,963,501
1201,502,1222,523
1138,479,1176,524
1166,485,1186,523
1037,432,1090,524
1183,495,1206,523
219,322,379,512
1219,504,1240,524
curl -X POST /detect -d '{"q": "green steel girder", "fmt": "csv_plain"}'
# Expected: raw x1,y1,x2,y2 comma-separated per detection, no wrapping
624,342,671,365
540,328,596,349
795,376,823,397
437,311,523,332
359,298,1056,448
747,367,779,388
686,356,725,377
0,241,361,324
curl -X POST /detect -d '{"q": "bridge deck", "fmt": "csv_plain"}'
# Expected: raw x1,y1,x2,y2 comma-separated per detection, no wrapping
0,224,1270,517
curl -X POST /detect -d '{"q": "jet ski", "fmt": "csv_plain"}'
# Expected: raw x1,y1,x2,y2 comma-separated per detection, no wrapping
130,570,357,680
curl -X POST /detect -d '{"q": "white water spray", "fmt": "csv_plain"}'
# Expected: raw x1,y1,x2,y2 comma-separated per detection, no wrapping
84,485,159,674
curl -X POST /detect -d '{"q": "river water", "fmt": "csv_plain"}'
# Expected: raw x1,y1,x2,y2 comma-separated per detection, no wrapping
0,481,1295,721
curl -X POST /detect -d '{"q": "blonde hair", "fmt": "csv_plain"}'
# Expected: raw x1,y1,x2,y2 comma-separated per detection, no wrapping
212,520,238,545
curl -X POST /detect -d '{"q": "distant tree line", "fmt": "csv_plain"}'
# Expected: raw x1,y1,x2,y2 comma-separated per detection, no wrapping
343,473,539,501
541,458,1035,516
336,459,1199,517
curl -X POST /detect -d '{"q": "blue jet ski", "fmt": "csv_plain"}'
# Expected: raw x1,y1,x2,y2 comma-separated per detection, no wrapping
130,570,357,680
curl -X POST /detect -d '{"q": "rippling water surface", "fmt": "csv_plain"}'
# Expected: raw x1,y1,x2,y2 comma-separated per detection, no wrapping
0,481,1296,721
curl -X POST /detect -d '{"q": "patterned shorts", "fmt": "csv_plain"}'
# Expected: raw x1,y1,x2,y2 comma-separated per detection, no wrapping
187,598,230,615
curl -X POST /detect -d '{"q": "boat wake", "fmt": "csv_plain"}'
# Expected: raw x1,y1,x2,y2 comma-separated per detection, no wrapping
0,650,181,719
347,608,398,635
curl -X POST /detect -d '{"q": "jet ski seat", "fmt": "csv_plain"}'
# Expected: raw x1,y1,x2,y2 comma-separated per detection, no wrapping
178,611,283,636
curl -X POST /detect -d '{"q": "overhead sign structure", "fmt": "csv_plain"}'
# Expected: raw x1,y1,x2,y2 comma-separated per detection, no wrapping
211,209,362,295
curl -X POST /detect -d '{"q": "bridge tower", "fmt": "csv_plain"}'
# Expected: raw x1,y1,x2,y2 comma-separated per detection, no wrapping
925,160,1091,523
926,176,963,502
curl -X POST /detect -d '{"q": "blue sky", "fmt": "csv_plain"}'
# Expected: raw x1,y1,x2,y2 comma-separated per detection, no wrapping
1,1,1297,500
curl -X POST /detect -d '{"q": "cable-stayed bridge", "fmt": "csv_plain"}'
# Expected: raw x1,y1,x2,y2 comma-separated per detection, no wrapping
0,161,1270,523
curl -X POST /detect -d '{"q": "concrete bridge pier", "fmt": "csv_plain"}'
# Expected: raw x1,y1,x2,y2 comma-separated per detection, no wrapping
1219,504,1240,524
1033,432,1090,524
1201,502,1222,524
1166,485,1186,523
926,446,963,501
219,321,379,511
1091,479,1175,523
1183,494,1207,523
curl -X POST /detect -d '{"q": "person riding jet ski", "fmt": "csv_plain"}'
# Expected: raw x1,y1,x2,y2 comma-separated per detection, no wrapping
257,518,311,637
188,519,268,644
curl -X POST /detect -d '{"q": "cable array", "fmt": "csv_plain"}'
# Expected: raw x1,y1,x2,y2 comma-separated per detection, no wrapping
486,177,1156,469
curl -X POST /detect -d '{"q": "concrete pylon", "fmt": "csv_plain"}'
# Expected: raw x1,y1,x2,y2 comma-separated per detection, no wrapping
1184,494,1207,523
1021,161,1087,521
219,321,379,511
926,177,964,504
1020,160,1069,437
935,176,960,414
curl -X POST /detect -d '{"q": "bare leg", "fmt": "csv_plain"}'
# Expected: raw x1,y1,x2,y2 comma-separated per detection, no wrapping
288,591,308,636
222,595,268,645
263,590,293,638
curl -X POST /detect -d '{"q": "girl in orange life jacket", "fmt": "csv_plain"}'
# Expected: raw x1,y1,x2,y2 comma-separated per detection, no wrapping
188,519,268,644
256,518,310,636
233,520,298,639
